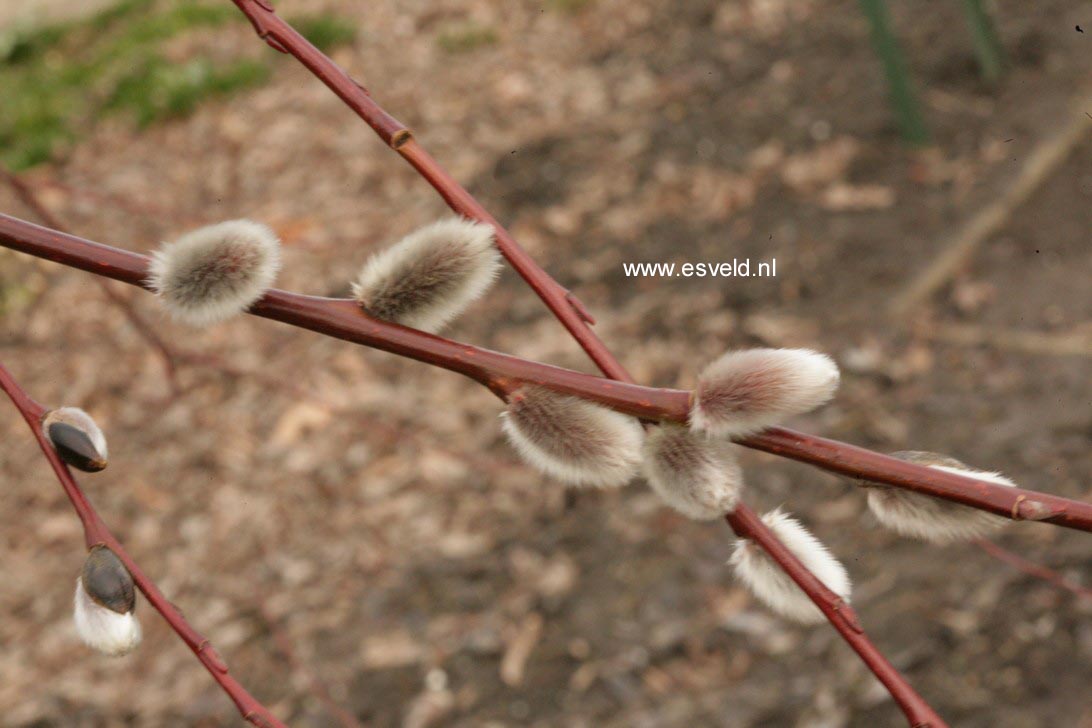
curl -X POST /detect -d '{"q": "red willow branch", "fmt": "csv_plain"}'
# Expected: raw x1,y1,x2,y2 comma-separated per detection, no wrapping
726,507,945,727
0,213,690,413
1,168,378,408
2,213,1086,532
6,219,1079,511
0,361,286,727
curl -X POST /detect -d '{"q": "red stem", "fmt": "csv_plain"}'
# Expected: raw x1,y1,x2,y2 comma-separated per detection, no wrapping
0,364,106,545
0,212,691,417
0,361,288,728
727,505,947,728
257,601,364,728
743,428,1090,529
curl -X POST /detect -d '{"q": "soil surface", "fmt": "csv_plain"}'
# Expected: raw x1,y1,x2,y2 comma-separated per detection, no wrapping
1,1,1090,726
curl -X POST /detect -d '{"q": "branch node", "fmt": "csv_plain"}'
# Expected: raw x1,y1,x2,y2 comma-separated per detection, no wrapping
390,129,414,149
565,291,596,325
198,640,231,673
1015,498,1058,522
1011,495,1026,520
262,34,289,54
235,0,287,53
246,710,280,728
834,600,865,634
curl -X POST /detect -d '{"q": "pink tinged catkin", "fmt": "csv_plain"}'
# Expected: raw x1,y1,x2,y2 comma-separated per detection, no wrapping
690,348,840,437
730,509,851,624
352,218,501,333
73,547,141,657
42,406,108,472
500,386,644,488
865,451,1017,544
642,424,743,520
148,219,281,326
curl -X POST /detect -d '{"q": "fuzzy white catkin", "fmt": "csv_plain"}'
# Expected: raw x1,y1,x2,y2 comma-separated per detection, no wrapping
501,386,644,488
866,452,1018,543
43,407,108,461
73,578,142,656
642,424,743,519
352,218,501,333
691,348,840,437
148,219,281,326
730,509,851,624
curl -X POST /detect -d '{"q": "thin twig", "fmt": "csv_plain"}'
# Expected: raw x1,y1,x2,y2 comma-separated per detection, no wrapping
255,601,364,728
0,167,181,389
0,360,287,728
3,167,431,406
976,539,1092,601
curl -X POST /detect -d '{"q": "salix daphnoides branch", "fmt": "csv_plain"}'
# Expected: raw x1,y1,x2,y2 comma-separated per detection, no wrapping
0,4,1085,724
1,213,1085,532
0,361,287,728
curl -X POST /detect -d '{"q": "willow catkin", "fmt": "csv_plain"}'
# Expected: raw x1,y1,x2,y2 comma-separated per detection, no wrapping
353,218,500,333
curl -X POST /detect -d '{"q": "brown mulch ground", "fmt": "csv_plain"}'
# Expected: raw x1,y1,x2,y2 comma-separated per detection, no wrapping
1,1,1091,726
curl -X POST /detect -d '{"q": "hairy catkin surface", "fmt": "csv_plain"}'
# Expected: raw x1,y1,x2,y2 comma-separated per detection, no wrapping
353,218,500,333
148,219,280,326
642,424,743,519
501,386,643,488
691,348,840,437
865,451,1017,543
730,509,851,624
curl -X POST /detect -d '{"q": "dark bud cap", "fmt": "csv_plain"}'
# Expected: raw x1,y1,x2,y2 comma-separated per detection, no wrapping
48,422,107,472
81,546,135,615
42,407,108,472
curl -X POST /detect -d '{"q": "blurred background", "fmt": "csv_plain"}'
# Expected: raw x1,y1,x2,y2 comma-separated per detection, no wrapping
1,0,1090,725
